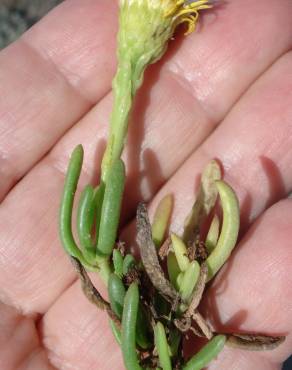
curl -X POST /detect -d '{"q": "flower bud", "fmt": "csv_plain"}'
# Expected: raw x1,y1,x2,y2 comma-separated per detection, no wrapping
118,0,212,89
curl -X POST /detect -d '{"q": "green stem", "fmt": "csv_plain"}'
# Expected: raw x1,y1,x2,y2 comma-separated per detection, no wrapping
96,256,111,284
101,59,133,183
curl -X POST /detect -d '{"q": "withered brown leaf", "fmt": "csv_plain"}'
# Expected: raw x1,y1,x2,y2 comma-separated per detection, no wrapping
136,203,179,307
226,333,285,351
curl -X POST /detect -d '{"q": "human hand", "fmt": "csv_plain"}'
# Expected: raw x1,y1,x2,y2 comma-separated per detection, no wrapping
0,1,292,369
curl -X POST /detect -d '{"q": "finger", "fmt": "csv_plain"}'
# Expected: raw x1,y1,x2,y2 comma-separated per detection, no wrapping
0,301,54,370
41,280,124,370
165,0,292,121
0,0,118,201
0,162,76,314
202,199,292,367
17,350,55,370
207,347,281,370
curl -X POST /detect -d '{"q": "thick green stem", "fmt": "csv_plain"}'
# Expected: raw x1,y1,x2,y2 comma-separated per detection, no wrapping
96,257,111,285
101,59,133,183
94,60,134,275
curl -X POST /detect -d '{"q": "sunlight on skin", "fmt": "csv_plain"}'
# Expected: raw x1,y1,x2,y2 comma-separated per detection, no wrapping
0,0,292,369
0,303,54,370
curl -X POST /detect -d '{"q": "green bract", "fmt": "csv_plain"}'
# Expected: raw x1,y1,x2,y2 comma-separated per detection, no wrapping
118,0,174,90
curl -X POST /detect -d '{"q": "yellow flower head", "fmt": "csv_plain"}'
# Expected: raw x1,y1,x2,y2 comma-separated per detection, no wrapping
118,0,212,90
164,0,212,35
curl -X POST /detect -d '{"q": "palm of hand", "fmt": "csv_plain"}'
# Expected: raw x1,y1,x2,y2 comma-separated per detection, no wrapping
0,1,292,369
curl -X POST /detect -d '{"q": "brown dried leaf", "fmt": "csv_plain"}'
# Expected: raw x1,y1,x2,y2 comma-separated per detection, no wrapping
158,236,171,260
71,257,120,326
186,262,208,316
226,333,285,351
136,203,179,307
174,309,213,340
183,160,221,245
191,310,213,340
174,317,192,332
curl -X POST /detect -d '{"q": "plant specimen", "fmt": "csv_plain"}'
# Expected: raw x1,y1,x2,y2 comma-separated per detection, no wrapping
59,1,285,369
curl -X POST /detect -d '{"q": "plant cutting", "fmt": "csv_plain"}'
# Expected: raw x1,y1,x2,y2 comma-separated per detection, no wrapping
59,1,286,369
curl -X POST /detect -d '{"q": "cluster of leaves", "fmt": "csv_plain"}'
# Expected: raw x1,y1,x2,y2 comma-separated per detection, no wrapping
59,152,284,370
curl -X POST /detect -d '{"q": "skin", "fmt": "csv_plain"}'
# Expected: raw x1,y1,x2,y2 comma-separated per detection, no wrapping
0,0,292,369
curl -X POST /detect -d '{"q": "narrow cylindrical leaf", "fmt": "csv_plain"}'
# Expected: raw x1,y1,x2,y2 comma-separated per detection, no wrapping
123,254,136,275
152,194,173,248
179,260,200,302
154,322,172,370
77,184,96,259
59,145,92,268
97,159,126,256
171,233,190,272
168,329,181,358
207,181,240,280
205,214,220,254
167,252,181,291
108,273,126,319
121,283,142,370
109,319,122,346
176,272,184,290
183,335,226,370
94,183,105,241
136,304,151,349
113,249,124,278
